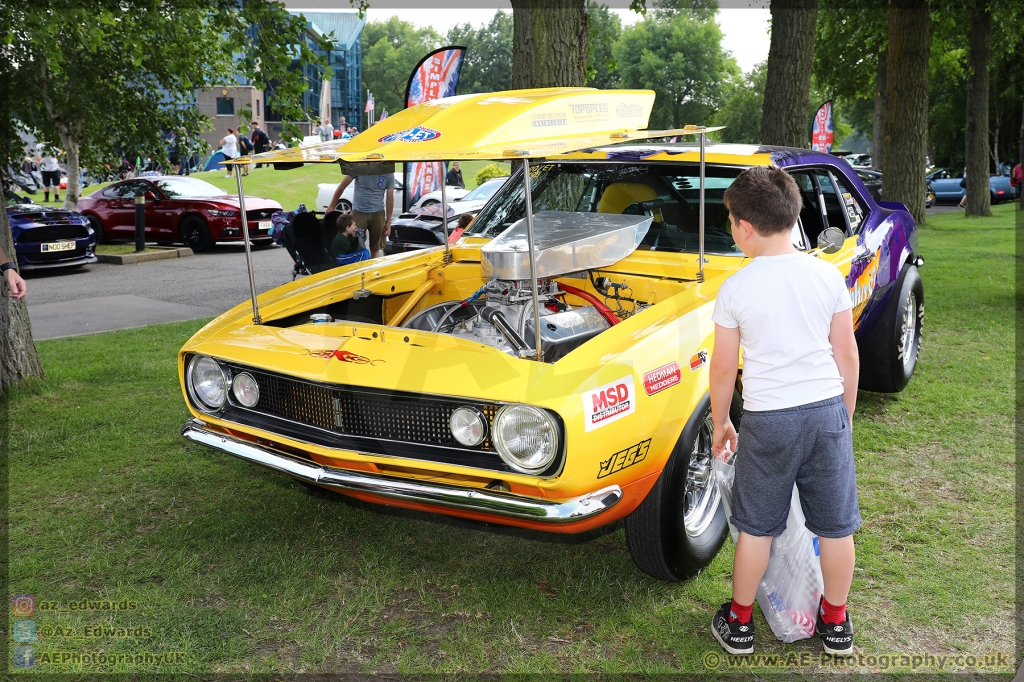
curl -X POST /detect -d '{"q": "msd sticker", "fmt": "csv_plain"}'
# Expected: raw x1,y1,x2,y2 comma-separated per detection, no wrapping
582,375,636,432
377,126,441,143
643,362,681,396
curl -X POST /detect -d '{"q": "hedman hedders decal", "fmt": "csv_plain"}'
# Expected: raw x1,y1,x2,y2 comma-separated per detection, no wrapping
582,375,636,432
598,438,651,478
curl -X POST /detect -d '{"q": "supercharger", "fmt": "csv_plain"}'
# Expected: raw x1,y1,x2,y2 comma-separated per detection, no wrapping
403,211,653,362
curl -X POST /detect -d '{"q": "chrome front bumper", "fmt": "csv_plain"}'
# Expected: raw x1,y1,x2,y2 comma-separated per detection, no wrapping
181,419,622,523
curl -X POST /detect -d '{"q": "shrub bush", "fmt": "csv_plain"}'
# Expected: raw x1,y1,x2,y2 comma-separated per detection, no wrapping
474,163,506,187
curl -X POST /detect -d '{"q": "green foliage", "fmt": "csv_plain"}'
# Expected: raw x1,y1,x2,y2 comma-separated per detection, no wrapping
712,63,766,144
813,0,887,103
446,12,514,95
613,8,737,129
361,17,441,115
585,3,622,88
0,0,329,172
474,163,506,187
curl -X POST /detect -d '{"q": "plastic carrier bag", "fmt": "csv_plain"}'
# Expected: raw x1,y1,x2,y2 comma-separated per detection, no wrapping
713,456,824,643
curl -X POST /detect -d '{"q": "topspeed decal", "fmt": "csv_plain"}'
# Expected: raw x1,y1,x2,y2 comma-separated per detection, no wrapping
643,362,681,395
582,375,636,432
377,126,441,143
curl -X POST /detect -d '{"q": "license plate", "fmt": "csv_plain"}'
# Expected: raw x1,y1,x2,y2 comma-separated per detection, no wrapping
41,241,76,252
258,221,272,230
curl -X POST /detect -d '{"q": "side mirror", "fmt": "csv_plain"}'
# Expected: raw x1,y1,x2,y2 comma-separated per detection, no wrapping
817,227,845,254
144,191,158,201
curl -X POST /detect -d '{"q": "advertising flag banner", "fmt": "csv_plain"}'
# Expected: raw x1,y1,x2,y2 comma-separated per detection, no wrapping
811,100,834,153
403,46,467,211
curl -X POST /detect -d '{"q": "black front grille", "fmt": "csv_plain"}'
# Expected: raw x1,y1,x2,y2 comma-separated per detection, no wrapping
246,368,497,451
246,208,277,221
17,224,89,243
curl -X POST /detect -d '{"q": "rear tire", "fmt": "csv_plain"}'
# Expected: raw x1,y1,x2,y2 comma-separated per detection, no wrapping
86,215,107,244
179,215,212,252
624,392,741,581
858,264,924,393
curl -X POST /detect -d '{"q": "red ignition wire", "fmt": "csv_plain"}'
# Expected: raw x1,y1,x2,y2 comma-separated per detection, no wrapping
557,282,620,326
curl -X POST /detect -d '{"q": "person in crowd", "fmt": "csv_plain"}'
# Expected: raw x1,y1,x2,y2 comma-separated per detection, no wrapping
1011,160,1022,198
39,148,61,203
21,157,36,174
237,129,253,176
0,245,26,299
328,171,395,259
250,123,269,168
709,167,859,658
446,161,465,189
958,167,968,208
220,128,238,178
168,131,180,175
449,212,474,244
316,118,334,142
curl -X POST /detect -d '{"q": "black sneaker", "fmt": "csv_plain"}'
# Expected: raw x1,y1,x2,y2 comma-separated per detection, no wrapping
711,602,755,655
816,598,854,655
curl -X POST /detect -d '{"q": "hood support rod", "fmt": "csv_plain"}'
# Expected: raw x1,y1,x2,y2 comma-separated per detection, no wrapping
235,164,262,325
698,128,706,283
523,157,543,359
441,168,451,263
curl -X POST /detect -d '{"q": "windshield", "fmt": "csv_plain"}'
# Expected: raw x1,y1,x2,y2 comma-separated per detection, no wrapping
460,177,507,202
151,178,225,198
466,162,744,255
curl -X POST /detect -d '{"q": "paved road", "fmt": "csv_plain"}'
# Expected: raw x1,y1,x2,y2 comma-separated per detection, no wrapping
24,243,297,339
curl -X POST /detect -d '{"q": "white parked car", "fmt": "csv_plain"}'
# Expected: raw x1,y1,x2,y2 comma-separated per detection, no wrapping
316,172,405,213
412,184,469,208
429,176,510,215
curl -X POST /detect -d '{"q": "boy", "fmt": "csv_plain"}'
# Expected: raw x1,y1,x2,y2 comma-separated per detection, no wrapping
709,166,860,657
329,214,368,264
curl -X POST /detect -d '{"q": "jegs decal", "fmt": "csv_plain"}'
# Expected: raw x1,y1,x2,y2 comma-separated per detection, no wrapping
598,438,651,479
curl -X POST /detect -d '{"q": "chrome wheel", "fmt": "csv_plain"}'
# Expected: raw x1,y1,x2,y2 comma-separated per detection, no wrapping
900,292,918,368
683,411,720,537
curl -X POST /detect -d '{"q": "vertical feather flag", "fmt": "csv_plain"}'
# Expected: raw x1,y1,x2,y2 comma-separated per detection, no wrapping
403,46,467,211
811,101,834,153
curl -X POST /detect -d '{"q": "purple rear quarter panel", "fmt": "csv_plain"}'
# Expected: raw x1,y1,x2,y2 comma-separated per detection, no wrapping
764,148,919,338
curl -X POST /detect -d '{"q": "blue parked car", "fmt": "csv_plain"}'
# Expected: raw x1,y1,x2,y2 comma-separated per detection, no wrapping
7,203,98,271
926,167,1019,203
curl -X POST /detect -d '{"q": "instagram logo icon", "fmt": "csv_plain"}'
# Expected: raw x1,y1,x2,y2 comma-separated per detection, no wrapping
12,594,35,617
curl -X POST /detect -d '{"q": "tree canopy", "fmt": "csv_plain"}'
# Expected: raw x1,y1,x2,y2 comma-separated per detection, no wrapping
361,17,442,116
447,12,514,95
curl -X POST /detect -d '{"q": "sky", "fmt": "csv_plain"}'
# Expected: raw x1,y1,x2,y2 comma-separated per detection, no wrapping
284,3,772,74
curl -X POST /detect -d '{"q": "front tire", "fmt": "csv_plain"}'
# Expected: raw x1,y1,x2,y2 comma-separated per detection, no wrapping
858,264,924,393
334,199,352,215
179,215,213,252
624,393,740,581
86,215,107,244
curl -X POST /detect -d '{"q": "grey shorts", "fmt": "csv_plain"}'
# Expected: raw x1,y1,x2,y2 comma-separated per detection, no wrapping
731,395,861,539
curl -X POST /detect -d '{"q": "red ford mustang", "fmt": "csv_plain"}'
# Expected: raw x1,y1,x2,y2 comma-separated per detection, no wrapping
77,176,282,252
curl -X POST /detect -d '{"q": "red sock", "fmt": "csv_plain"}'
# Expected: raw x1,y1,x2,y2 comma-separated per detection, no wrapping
728,598,753,624
821,597,847,624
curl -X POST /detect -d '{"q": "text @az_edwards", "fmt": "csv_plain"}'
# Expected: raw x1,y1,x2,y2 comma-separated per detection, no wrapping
702,650,1012,672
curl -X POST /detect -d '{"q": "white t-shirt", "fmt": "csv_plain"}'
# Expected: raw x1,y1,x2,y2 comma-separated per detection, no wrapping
39,154,59,172
712,252,853,411
221,134,238,159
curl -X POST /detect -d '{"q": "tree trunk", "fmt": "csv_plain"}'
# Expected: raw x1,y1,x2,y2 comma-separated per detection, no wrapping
760,0,819,148
60,132,83,210
0,204,44,396
963,0,991,217
872,49,887,172
881,0,931,225
510,0,588,89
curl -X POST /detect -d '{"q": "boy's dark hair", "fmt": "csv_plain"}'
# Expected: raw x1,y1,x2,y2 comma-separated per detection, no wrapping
723,166,802,236
457,213,475,229
335,214,355,232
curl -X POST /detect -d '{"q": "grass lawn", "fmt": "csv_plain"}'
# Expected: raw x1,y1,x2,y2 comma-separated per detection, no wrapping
5,203,1016,674
28,160,507,215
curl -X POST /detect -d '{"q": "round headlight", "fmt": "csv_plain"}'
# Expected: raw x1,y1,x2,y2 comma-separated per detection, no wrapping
188,355,226,410
493,405,559,474
450,406,487,447
232,372,260,408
